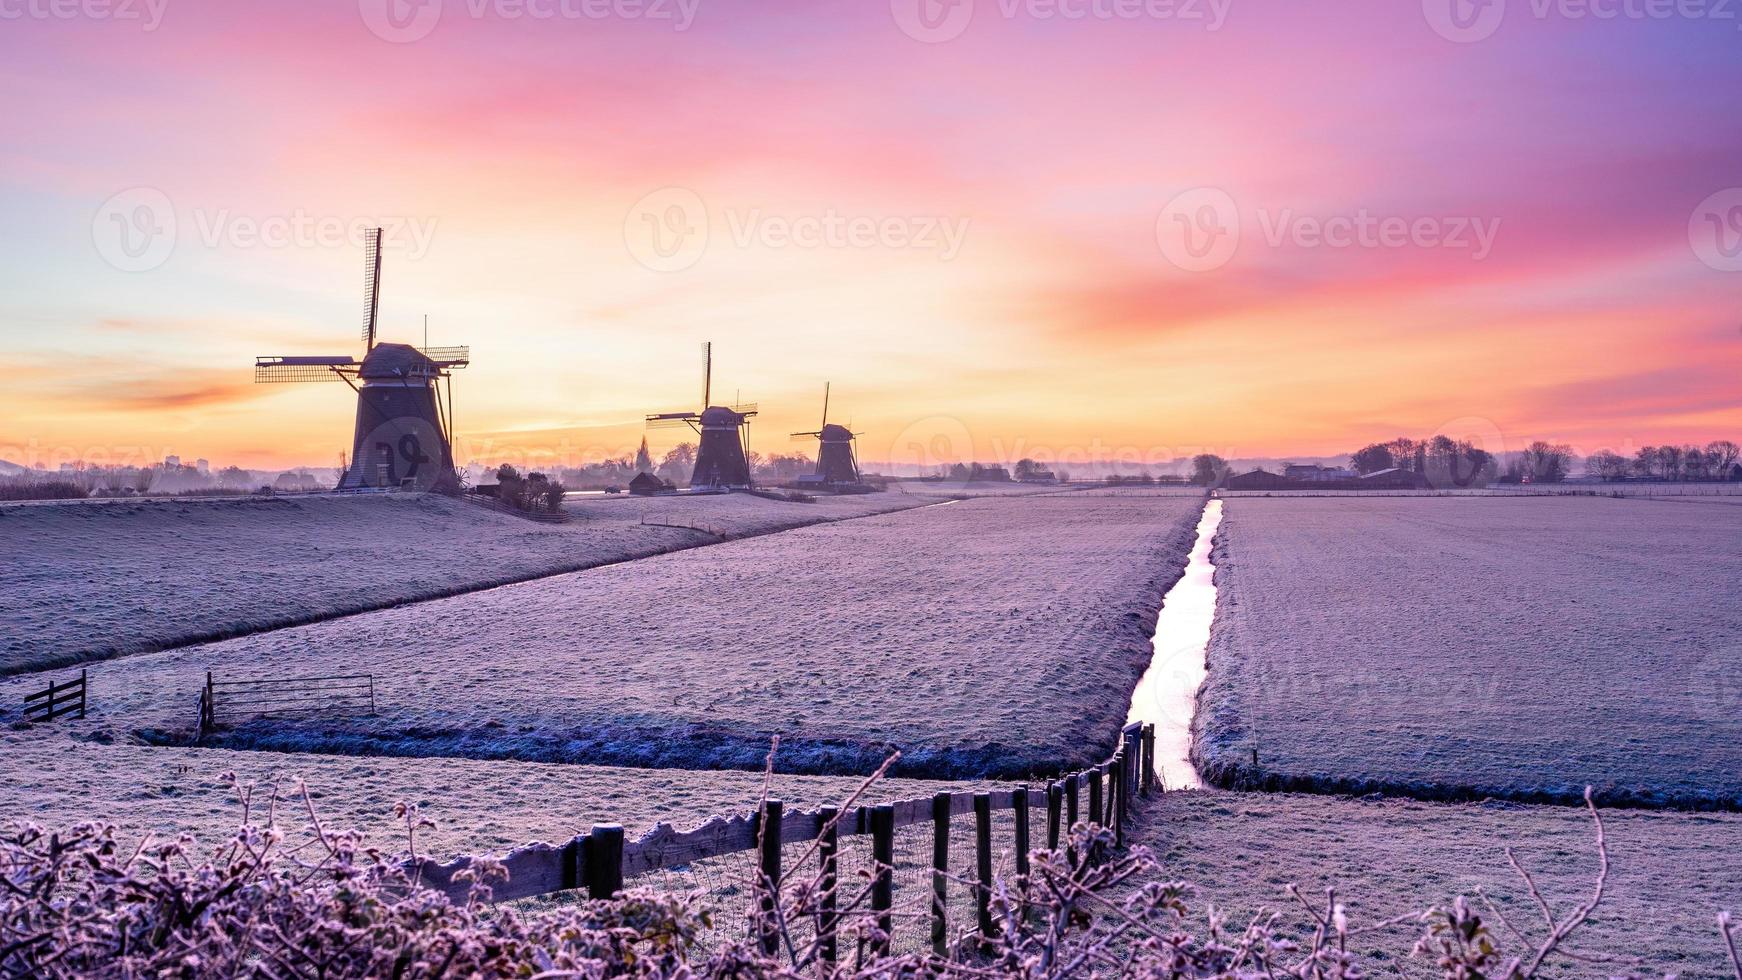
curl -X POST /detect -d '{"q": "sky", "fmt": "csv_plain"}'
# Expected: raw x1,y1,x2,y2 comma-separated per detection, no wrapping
1,0,1739,472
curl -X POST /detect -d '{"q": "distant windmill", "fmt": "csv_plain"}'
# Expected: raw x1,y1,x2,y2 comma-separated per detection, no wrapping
645,342,757,489
253,228,469,491
791,382,861,485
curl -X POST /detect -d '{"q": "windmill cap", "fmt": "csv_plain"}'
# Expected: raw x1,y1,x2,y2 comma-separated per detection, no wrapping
820,423,854,441
359,342,438,379
700,405,746,425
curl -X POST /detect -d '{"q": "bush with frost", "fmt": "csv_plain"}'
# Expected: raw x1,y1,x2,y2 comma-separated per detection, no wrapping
4,776,1738,979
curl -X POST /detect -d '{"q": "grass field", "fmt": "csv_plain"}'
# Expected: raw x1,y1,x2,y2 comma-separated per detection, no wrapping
1193,496,1742,808
1128,789,1742,977
1,495,1204,780
0,490,926,675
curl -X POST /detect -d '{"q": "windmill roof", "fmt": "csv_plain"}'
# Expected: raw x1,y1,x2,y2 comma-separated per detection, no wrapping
700,405,746,425
820,423,854,441
359,342,438,379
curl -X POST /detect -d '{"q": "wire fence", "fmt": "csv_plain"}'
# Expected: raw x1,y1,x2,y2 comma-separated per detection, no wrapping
410,722,1158,963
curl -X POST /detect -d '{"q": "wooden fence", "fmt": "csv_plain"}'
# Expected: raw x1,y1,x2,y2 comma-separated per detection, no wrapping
409,721,1159,960
198,671,375,737
22,669,86,723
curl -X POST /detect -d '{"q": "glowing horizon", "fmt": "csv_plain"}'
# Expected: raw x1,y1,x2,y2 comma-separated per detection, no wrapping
2,0,1739,472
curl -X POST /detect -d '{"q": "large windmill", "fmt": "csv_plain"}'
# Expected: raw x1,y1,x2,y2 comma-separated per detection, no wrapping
790,382,861,486
253,229,470,491
645,342,757,489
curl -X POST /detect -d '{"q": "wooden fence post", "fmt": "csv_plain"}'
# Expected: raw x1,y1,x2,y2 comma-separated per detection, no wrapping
871,804,894,958
931,791,950,956
974,792,993,939
1046,781,1063,850
818,805,839,968
1088,770,1102,830
583,823,624,899
1013,786,1030,883
1066,774,1079,830
1142,723,1157,795
1112,752,1124,848
758,800,783,956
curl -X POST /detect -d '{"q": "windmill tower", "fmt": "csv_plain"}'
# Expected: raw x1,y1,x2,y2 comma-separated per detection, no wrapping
645,342,757,489
253,228,470,491
791,382,861,485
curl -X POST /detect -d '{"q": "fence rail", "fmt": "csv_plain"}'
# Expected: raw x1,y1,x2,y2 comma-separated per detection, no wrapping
22,669,86,723
409,722,1159,960
199,671,374,736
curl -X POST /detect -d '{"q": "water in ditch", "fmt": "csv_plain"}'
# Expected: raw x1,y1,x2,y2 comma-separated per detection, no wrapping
1126,497,1223,791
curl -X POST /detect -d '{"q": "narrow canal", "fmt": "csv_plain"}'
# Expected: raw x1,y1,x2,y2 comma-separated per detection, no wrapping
1126,497,1223,790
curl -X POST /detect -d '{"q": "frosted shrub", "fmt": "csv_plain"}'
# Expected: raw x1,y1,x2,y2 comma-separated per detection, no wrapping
4,778,1738,979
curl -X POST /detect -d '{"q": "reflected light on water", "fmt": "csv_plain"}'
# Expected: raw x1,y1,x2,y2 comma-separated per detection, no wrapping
1127,498,1222,791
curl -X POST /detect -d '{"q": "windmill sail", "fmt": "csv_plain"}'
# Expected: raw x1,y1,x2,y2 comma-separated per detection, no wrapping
361,228,382,350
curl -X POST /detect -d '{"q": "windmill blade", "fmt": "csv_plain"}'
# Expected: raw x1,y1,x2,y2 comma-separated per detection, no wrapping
647,410,699,421
732,402,759,415
820,381,830,430
700,341,711,409
646,418,696,431
361,227,383,350
420,345,471,368
790,431,821,443
254,355,358,383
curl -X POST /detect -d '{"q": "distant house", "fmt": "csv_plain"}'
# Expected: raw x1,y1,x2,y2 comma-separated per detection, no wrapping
1222,469,1297,491
629,472,673,496
1357,467,1432,489
1018,469,1058,484
1284,463,1356,482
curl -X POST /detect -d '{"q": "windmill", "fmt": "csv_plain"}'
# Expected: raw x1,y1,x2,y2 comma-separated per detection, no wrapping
645,342,757,489
253,228,470,491
790,382,861,486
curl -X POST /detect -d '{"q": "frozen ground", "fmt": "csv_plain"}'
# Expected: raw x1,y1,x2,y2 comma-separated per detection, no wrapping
0,729,992,862
1194,496,1742,808
2,495,1204,779
891,480,1083,498
1129,790,1742,978
0,491,925,675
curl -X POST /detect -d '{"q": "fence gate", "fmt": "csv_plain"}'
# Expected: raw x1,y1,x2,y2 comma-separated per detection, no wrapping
23,669,86,723
199,671,375,736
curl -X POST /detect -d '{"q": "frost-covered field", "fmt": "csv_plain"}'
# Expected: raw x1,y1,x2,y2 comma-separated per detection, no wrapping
0,730,992,862
3,495,1203,779
1131,790,1742,977
891,480,1081,498
0,491,924,675
1195,497,1742,808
